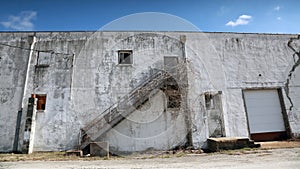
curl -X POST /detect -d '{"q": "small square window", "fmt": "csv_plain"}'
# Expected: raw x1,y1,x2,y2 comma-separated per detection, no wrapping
118,50,133,65
37,52,51,66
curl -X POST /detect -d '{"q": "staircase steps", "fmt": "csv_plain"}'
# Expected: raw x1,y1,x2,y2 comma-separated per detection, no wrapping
80,70,170,149
207,137,260,152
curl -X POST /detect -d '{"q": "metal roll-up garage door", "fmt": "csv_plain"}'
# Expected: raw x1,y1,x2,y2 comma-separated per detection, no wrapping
244,89,287,141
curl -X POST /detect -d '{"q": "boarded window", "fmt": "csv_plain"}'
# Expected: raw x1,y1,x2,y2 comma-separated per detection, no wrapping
35,94,47,110
164,56,178,75
37,52,51,66
118,50,133,64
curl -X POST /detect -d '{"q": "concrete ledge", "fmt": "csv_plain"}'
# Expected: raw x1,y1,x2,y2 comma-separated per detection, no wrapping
207,137,260,152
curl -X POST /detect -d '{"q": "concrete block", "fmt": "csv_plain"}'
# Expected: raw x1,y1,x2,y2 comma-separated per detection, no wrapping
90,141,109,158
207,137,260,152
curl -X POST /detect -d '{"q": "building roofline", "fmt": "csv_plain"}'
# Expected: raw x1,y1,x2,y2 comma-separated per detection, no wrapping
0,30,298,36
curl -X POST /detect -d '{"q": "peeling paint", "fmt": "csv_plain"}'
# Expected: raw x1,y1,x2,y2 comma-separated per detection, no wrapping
0,31,299,153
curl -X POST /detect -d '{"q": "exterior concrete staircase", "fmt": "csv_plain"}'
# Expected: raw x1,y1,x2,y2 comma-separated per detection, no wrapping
80,70,170,150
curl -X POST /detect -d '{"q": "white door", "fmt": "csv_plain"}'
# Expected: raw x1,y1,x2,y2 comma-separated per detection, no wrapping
244,89,286,134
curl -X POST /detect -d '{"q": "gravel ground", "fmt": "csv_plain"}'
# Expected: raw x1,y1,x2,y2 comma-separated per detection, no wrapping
1,148,299,169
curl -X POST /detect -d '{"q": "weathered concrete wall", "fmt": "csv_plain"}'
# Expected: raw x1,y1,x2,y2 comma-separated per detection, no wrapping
101,90,187,152
30,32,92,151
214,33,299,139
283,35,300,138
0,32,93,152
71,32,188,152
0,31,299,152
0,33,32,152
186,33,300,148
288,67,300,137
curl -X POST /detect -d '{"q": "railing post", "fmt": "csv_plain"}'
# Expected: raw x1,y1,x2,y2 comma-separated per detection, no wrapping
109,107,111,123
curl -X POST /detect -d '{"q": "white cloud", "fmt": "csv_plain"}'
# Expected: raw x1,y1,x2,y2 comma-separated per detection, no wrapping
1,11,37,31
274,6,281,11
277,17,282,20
226,15,252,27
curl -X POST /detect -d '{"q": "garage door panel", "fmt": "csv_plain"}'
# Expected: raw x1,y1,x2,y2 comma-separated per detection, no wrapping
246,99,282,106
246,110,283,118
250,123,285,129
246,102,281,108
249,117,285,123
244,89,286,134
249,122,285,133
247,110,283,117
249,118,285,124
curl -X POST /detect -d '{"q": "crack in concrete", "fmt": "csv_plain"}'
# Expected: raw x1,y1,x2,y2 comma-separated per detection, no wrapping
285,35,300,111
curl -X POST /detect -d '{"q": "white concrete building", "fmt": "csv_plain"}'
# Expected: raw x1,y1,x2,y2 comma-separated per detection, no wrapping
0,31,299,153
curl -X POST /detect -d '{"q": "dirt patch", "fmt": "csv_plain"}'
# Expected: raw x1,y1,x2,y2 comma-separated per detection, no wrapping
1,148,299,169
257,140,300,149
0,152,110,162
0,141,299,162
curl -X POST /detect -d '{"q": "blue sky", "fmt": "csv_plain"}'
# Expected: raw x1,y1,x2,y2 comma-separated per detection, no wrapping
0,0,299,33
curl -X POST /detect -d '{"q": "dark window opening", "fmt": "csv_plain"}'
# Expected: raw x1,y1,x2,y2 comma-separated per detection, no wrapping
167,91,181,108
118,50,133,64
205,92,222,110
34,94,47,111
167,84,179,90
205,94,214,110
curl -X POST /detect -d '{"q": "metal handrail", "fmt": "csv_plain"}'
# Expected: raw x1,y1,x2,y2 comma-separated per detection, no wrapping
81,70,168,132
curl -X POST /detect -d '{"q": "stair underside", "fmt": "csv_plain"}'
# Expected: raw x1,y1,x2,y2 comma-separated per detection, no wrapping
80,72,173,150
